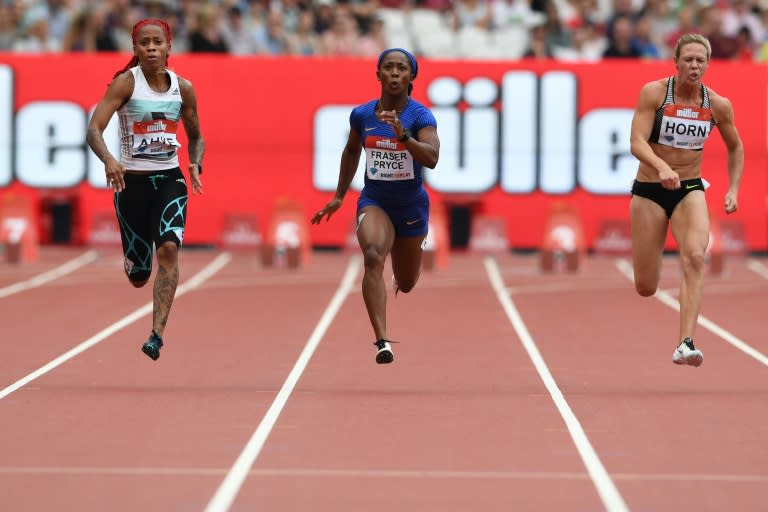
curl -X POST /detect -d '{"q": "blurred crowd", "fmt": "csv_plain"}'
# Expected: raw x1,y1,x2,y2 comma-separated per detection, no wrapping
1,0,768,61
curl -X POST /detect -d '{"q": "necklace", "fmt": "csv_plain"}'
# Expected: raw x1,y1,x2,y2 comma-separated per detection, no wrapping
375,100,407,114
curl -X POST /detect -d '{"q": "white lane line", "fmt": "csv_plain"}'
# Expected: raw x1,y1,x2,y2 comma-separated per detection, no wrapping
0,252,231,400
0,250,99,299
485,257,630,512
204,255,361,512
615,259,768,367
746,258,768,280
2,466,766,482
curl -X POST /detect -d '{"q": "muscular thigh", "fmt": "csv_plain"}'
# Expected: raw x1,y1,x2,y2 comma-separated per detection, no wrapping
670,191,709,253
115,178,154,275
391,235,425,282
151,169,188,247
356,206,395,254
630,195,668,283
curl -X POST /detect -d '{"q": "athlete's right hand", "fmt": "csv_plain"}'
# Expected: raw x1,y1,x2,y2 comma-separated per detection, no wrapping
105,158,126,192
658,168,680,190
311,198,342,224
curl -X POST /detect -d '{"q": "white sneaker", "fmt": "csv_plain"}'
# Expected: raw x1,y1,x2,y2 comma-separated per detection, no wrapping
672,338,703,367
374,339,394,364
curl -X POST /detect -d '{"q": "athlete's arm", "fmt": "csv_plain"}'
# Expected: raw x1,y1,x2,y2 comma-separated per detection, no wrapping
711,93,744,213
86,72,133,192
311,128,362,224
629,80,678,189
335,128,362,202
180,78,205,195
407,125,439,169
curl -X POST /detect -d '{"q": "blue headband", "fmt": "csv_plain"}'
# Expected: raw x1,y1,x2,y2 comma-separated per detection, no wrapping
377,48,418,79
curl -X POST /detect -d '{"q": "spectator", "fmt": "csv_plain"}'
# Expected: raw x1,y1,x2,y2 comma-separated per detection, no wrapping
221,4,259,54
286,9,322,55
632,13,660,58
314,0,335,34
662,3,700,58
320,8,361,55
0,5,16,50
253,9,290,54
451,0,493,30
721,0,764,48
187,3,229,53
602,13,641,57
523,23,553,57
698,5,741,59
358,15,388,55
734,24,754,60
642,0,676,58
490,0,538,31
553,22,604,60
45,0,75,47
271,0,304,34
604,0,637,41
13,7,59,53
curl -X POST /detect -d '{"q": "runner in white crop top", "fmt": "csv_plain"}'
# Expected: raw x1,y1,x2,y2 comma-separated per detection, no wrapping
86,18,206,362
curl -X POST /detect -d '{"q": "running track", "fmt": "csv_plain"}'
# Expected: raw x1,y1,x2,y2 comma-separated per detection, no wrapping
0,246,766,511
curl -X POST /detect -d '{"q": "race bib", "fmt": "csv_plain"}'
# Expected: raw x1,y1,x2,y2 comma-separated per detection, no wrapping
657,104,712,150
131,119,181,158
364,136,414,181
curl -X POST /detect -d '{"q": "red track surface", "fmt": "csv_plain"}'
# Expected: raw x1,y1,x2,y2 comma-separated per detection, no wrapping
0,247,766,511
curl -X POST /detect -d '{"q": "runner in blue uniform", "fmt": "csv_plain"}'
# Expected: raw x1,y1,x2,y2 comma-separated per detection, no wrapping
629,34,743,367
86,18,205,361
312,48,440,364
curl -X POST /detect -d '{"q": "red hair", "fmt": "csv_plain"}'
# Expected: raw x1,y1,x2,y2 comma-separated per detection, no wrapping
112,19,173,80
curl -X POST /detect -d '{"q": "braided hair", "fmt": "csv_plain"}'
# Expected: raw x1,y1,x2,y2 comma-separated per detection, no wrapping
112,19,173,80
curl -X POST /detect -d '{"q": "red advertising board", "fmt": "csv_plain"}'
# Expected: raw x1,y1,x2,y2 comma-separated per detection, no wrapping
0,54,765,249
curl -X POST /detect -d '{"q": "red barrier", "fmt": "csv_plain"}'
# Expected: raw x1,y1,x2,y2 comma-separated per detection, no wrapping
220,213,263,251
540,202,585,272
261,198,311,268
469,215,509,253
593,219,633,255
707,216,747,275
423,201,450,271
0,193,39,263
88,210,121,247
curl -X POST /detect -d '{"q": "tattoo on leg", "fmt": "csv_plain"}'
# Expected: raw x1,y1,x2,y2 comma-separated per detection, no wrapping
153,263,179,335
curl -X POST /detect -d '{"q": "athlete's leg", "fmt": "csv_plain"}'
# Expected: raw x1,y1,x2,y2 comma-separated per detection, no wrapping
390,236,426,293
630,195,668,296
150,170,187,338
152,241,179,337
670,191,709,342
356,206,396,341
114,180,153,287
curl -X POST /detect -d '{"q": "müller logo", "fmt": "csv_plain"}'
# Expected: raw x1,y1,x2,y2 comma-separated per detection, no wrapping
314,70,640,196
145,121,167,132
675,108,699,119
376,139,398,150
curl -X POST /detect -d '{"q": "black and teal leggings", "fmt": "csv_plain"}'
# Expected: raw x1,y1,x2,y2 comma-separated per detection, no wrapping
114,167,188,282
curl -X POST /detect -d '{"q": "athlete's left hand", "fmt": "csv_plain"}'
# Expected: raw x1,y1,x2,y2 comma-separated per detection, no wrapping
724,190,738,214
189,163,203,195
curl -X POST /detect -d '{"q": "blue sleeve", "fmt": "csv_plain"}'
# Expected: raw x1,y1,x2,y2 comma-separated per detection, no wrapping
413,106,437,133
349,106,363,134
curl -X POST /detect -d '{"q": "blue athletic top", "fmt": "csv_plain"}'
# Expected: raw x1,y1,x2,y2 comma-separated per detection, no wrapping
350,98,437,205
